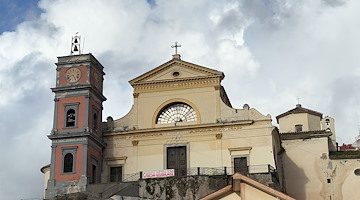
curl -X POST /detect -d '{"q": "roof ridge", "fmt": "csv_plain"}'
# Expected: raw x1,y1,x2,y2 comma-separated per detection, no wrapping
276,105,323,123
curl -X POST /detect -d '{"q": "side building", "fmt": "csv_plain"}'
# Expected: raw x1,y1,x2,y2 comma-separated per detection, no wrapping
277,104,360,200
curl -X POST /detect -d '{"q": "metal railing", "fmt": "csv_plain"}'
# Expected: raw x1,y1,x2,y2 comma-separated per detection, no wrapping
92,165,276,199
88,172,141,184
89,165,275,184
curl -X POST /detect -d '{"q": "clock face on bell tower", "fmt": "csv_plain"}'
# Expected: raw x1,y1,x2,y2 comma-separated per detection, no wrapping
65,67,82,83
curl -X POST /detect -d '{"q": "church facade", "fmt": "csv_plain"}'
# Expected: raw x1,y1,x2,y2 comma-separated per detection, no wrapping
43,49,284,199
42,40,360,200
102,53,282,181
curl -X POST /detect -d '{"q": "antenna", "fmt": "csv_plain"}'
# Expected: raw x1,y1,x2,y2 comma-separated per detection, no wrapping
296,96,301,108
82,37,85,54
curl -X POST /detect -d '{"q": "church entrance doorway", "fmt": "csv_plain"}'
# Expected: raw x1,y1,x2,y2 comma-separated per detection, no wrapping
167,146,187,176
234,157,249,175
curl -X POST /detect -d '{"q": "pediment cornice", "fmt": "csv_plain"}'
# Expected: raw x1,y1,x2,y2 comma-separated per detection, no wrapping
133,75,222,93
129,58,224,87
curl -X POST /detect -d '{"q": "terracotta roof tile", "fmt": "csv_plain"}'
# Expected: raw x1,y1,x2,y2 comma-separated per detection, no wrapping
280,130,331,140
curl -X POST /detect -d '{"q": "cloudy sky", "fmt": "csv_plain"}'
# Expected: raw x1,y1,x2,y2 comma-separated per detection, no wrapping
1,0,360,199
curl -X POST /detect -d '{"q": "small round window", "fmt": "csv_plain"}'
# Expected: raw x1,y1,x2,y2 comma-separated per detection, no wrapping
354,168,360,176
172,71,180,77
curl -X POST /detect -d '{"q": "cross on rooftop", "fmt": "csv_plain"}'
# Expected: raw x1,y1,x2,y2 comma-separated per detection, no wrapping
297,97,301,104
171,41,181,55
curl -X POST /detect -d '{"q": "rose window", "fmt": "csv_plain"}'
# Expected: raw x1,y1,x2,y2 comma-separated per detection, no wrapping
157,103,197,124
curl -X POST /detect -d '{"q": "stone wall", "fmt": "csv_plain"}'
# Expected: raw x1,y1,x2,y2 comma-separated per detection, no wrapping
139,175,230,200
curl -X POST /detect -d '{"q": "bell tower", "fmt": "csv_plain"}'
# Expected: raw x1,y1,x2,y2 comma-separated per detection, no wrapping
45,34,106,199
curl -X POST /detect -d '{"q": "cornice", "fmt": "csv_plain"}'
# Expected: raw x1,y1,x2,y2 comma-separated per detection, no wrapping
228,147,252,152
51,84,106,101
133,76,222,93
129,59,224,86
280,130,331,140
105,156,127,162
48,132,107,148
103,120,254,137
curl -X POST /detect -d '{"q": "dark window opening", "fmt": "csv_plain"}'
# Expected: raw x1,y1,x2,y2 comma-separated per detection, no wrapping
63,153,74,173
91,164,97,183
110,166,122,182
93,113,98,132
354,169,360,176
295,124,303,132
66,109,76,127
172,71,180,77
327,178,331,183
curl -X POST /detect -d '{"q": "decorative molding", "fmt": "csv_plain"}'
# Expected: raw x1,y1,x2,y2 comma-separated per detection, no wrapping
107,121,250,136
129,60,223,86
105,156,128,162
106,123,249,141
132,140,139,146
105,156,128,165
52,137,87,144
133,76,221,93
228,147,252,152
214,85,220,90
133,93,139,98
215,133,222,139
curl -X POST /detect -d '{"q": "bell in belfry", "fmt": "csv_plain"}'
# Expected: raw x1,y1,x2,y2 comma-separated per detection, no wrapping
70,33,81,55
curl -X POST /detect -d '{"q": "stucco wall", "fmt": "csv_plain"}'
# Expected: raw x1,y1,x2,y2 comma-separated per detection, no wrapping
282,137,360,200
282,137,328,200
103,124,277,176
244,183,278,200
137,87,217,128
278,113,321,133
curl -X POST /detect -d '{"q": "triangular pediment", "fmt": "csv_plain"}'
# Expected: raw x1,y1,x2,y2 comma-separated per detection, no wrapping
129,56,224,86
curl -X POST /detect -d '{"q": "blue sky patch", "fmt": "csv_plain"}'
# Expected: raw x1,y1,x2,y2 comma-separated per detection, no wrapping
0,0,42,33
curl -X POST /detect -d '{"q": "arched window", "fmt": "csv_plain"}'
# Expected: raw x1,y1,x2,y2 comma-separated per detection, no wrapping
66,109,76,127
157,103,197,124
64,103,79,128
63,153,74,173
